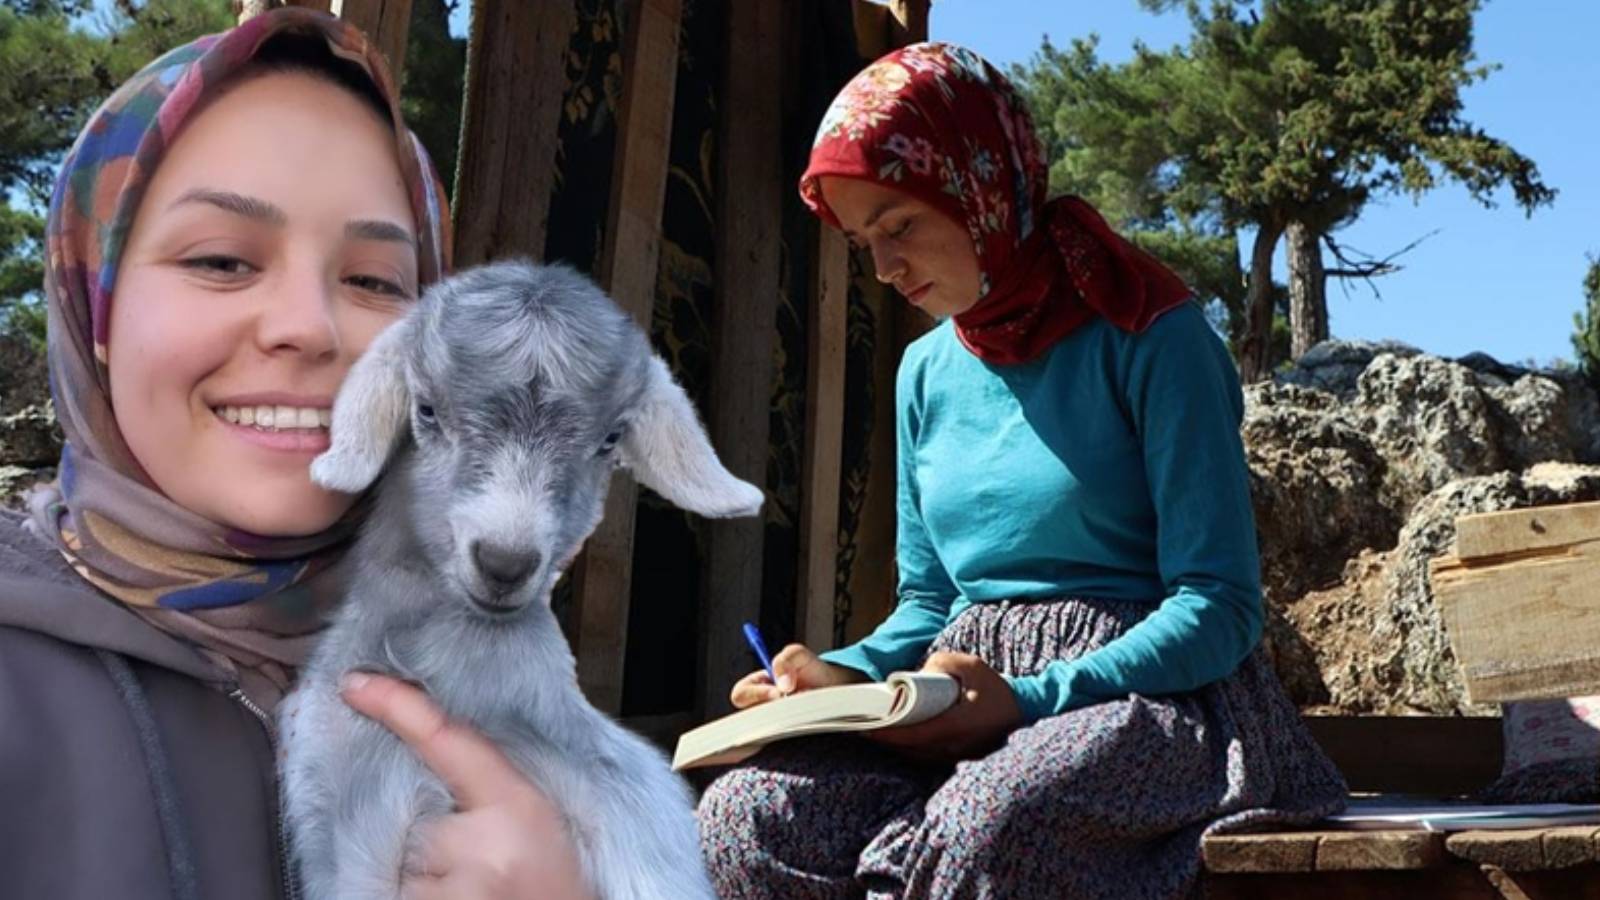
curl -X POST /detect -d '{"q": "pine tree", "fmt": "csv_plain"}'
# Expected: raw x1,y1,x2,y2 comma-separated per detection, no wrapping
1014,0,1554,381
1574,256,1600,387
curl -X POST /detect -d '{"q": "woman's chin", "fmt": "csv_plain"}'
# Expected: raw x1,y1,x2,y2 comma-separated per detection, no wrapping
203,488,357,538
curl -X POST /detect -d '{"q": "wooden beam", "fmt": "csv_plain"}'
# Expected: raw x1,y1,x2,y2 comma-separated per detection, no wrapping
886,0,929,45
1447,827,1600,872
796,224,849,650
700,0,785,720
1455,501,1600,561
451,0,576,266
333,0,414,81
570,0,683,715
1433,536,1600,703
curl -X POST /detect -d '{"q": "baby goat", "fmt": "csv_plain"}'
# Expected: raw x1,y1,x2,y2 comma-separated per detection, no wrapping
280,260,760,900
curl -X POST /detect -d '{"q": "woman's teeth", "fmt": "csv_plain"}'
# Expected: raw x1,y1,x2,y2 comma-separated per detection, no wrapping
214,405,331,430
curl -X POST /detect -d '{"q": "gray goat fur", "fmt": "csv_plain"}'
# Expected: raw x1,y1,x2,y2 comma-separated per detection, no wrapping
280,260,761,900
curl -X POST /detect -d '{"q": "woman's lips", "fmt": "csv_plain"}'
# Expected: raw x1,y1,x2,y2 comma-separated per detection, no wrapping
215,413,332,454
904,282,933,305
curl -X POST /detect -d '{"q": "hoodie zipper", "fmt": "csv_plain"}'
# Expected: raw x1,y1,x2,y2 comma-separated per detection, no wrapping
229,688,303,900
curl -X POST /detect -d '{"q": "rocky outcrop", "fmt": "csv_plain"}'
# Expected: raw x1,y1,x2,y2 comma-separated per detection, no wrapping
1251,339,1600,714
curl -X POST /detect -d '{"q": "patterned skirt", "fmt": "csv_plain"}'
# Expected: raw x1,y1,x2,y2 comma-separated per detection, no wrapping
696,596,1348,900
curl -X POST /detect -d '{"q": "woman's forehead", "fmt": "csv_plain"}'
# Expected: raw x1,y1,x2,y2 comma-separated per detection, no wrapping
137,71,415,232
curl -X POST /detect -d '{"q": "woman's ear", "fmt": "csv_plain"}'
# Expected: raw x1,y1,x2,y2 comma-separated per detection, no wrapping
310,316,414,493
619,355,764,519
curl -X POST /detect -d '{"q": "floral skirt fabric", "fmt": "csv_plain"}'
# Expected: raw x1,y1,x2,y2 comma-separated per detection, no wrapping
697,596,1349,899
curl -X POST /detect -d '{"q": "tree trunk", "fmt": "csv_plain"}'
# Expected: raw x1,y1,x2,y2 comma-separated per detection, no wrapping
1237,220,1285,383
1286,220,1328,361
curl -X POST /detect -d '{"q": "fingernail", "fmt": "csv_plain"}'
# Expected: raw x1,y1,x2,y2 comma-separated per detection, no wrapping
341,671,371,693
777,674,795,693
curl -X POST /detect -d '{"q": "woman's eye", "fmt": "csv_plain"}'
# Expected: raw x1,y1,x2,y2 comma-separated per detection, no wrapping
889,219,913,239
348,274,410,299
180,255,255,276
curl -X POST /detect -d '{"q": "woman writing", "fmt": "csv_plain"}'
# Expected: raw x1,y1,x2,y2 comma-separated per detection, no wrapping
0,10,589,898
698,42,1347,900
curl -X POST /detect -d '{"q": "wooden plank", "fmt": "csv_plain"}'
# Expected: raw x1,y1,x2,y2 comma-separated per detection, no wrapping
1203,866,1600,900
1433,544,1600,702
796,224,850,650
333,0,414,80
570,0,683,715
1544,825,1600,868
1303,715,1502,796
1455,501,1600,561
1447,831,1550,872
451,0,577,266
1446,826,1600,871
1202,832,1319,874
699,0,785,720
1314,830,1445,871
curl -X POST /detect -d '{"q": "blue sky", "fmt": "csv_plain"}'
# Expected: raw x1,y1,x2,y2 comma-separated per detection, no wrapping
928,1,1599,366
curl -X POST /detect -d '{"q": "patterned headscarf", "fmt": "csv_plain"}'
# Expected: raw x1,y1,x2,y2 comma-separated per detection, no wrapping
799,42,1191,365
23,8,451,708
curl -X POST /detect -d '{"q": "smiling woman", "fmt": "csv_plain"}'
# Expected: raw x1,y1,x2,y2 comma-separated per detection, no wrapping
0,10,589,900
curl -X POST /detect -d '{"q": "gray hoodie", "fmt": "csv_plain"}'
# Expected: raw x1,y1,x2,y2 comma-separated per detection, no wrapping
0,509,296,900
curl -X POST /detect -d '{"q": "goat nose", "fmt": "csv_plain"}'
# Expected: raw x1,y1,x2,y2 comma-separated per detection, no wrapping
472,541,538,592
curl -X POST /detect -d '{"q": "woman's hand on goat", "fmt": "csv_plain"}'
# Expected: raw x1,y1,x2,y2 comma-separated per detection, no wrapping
729,643,870,708
866,651,1022,763
339,673,595,900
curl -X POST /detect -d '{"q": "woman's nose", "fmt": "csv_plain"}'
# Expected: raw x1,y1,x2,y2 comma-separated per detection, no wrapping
255,266,340,360
870,243,907,285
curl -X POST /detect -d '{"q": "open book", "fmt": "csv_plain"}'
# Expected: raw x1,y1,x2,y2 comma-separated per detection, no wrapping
672,672,961,771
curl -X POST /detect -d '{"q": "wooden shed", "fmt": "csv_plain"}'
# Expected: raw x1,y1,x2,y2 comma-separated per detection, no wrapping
245,0,934,733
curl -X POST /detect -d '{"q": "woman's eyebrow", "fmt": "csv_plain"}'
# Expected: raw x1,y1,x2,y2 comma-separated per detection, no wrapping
844,200,909,241
346,219,416,246
862,199,906,230
169,188,286,224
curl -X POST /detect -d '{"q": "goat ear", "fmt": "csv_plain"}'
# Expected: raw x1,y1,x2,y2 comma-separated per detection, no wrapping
310,316,413,493
619,355,764,519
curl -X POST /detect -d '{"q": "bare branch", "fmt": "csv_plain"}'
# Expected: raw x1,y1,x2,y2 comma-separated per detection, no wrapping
1321,229,1439,302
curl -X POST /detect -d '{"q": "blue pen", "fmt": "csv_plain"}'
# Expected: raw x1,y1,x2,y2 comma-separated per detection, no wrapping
742,621,778,685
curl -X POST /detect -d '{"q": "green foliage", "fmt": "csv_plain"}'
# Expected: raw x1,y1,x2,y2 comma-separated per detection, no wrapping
0,0,228,347
400,0,466,198
0,1,104,204
1011,0,1553,375
1573,256,1600,386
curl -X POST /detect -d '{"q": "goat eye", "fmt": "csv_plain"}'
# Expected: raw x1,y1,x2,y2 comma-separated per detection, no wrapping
416,402,436,423
597,429,623,456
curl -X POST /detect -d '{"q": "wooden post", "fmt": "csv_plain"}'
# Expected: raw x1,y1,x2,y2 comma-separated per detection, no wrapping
571,0,684,715
886,0,929,47
451,0,577,266
796,224,849,650
700,0,785,720
332,0,414,80
1431,501,1600,702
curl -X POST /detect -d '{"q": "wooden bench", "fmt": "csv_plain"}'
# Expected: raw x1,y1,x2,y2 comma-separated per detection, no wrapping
1201,716,1600,899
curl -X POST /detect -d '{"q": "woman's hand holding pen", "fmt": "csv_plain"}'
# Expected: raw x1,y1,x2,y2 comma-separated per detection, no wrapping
867,652,1022,763
729,644,869,709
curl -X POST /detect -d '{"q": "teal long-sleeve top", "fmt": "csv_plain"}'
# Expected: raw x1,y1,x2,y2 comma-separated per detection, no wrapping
819,301,1264,723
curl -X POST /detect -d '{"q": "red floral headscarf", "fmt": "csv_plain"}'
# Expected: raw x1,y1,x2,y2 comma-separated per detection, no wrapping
800,42,1192,365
